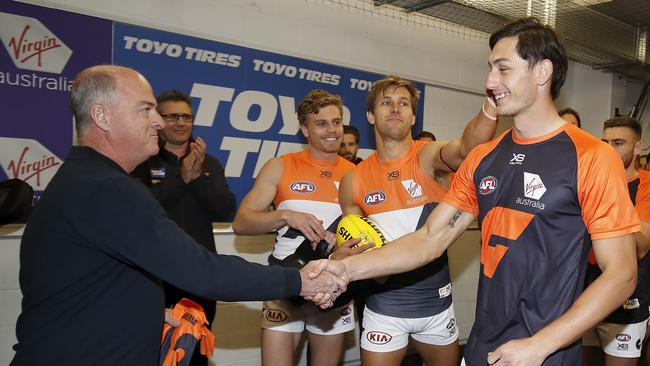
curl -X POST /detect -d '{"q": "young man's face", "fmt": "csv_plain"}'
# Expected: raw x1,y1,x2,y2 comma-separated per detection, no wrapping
300,104,343,154
339,133,359,161
368,86,415,142
158,100,193,147
603,126,642,170
486,36,540,117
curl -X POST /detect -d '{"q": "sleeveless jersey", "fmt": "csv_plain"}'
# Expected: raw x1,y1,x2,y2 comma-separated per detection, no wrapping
272,150,354,260
444,124,640,366
352,141,451,318
585,169,650,324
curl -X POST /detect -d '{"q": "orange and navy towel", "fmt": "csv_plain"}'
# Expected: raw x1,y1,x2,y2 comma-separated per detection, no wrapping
160,298,215,366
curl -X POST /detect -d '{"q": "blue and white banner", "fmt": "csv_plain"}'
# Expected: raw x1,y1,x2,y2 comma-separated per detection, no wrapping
113,23,424,203
0,2,112,191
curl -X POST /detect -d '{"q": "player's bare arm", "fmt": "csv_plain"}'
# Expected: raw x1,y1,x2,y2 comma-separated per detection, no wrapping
232,157,327,242
421,99,498,176
488,234,637,366
340,202,475,282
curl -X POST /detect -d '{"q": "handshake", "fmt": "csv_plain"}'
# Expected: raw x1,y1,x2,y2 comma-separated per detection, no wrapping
298,259,351,309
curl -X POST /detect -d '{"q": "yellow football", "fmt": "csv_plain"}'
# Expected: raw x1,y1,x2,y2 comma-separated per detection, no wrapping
336,214,388,251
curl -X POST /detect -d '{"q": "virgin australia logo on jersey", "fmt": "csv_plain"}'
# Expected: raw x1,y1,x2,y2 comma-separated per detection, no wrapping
516,172,546,210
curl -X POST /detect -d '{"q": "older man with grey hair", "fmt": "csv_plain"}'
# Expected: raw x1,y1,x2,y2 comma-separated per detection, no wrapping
10,65,342,366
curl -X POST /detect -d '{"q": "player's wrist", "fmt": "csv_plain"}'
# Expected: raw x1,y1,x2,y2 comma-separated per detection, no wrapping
482,98,497,121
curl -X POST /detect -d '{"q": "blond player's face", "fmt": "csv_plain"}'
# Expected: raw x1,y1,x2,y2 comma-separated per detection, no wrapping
301,104,344,154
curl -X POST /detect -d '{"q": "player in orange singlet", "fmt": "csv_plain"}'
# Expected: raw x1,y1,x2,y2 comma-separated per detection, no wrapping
336,74,499,366
232,90,367,366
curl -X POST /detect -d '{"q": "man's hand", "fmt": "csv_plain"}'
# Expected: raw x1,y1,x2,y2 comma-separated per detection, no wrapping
330,238,372,260
299,260,347,308
180,137,207,183
487,337,548,366
281,210,327,243
164,308,181,327
320,231,337,252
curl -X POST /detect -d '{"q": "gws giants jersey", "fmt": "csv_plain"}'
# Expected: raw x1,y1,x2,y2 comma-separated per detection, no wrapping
272,150,354,260
585,169,650,324
352,141,451,318
444,124,640,366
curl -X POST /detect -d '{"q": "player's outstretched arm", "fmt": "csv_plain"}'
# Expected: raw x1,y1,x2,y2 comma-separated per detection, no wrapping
337,202,474,282
426,98,498,174
232,157,326,242
487,234,637,366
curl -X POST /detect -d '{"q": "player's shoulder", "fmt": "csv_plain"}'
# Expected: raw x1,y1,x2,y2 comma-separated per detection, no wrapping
638,169,650,182
466,129,511,163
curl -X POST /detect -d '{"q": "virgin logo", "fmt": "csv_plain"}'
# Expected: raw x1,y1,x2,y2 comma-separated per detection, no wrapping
0,137,62,190
0,12,73,73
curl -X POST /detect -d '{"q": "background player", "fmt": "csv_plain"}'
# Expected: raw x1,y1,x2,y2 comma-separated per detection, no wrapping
582,116,650,366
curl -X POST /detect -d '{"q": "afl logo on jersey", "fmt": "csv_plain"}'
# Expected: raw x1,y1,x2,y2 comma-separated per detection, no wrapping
364,191,386,206
479,176,498,195
290,182,315,193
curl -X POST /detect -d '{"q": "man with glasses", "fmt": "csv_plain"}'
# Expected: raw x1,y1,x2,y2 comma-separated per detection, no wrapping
132,89,235,366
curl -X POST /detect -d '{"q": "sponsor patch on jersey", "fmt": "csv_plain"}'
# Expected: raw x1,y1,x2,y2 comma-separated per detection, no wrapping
364,191,386,206
366,331,392,344
401,179,423,198
290,181,315,193
438,283,452,298
523,172,546,200
479,176,498,195
150,167,165,179
320,170,332,178
264,309,288,322
616,333,631,342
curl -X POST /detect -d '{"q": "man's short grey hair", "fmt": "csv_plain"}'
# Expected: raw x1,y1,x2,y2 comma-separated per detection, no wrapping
70,65,124,133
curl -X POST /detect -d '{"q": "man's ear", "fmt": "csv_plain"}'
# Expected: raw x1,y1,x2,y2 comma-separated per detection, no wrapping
635,139,644,157
536,59,553,88
300,123,309,139
90,105,110,131
367,111,375,125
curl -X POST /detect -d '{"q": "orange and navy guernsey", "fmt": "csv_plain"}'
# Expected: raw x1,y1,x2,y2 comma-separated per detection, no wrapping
585,169,650,325
444,124,640,366
352,141,451,318
272,150,355,260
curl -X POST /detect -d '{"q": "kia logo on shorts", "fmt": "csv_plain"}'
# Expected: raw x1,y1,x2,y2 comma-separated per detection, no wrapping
364,191,386,206
479,176,498,195
340,306,352,316
264,309,288,322
616,333,631,342
366,331,392,344
290,182,315,193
